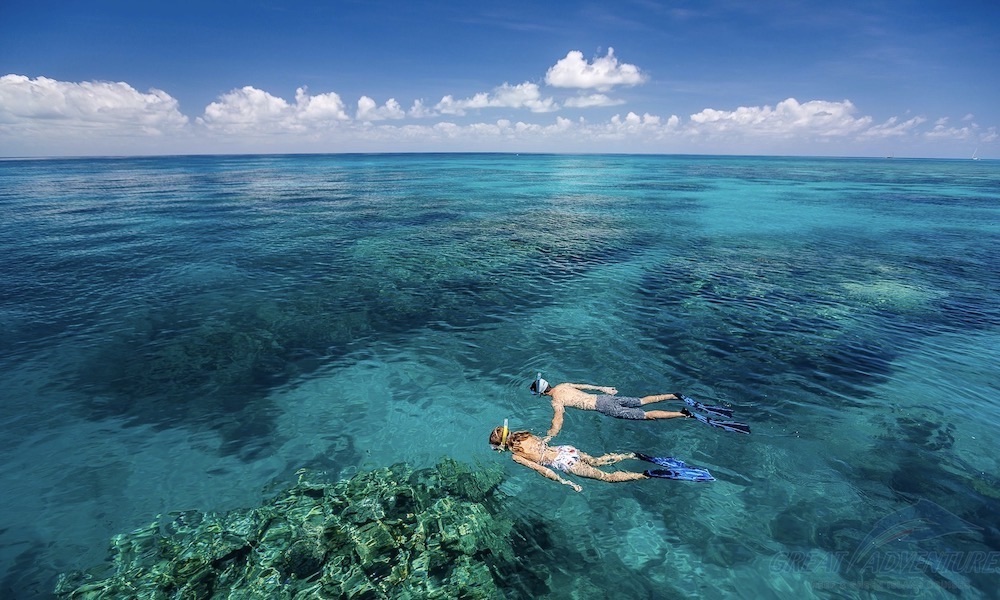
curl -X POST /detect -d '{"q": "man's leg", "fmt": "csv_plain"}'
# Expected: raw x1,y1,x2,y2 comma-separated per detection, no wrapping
639,393,682,405
643,409,687,420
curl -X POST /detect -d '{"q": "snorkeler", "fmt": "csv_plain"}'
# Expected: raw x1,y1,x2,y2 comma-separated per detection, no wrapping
529,373,750,437
489,420,714,492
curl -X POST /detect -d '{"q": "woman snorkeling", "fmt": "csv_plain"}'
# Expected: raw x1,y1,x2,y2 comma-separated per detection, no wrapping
488,420,714,492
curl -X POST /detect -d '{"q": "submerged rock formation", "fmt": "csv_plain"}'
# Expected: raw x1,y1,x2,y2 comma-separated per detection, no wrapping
56,459,516,599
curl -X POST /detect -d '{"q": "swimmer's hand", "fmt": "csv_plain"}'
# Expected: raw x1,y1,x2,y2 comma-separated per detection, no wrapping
605,387,618,395
558,477,582,492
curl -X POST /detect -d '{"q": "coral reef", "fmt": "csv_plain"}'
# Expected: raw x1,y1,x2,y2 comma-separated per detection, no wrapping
72,207,645,458
55,459,515,599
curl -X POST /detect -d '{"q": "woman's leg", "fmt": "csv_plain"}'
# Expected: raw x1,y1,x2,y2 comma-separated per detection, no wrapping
580,451,635,467
570,461,647,483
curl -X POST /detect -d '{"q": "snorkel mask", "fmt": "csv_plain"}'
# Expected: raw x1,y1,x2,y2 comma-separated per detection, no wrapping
531,372,549,396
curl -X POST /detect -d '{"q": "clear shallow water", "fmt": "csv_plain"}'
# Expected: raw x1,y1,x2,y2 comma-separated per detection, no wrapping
1,154,998,599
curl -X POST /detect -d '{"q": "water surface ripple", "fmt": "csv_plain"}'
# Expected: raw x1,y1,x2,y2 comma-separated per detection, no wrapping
1,154,998,599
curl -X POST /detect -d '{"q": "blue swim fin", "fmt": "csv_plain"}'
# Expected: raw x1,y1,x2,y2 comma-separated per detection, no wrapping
683,409,751,434
680,394,734,418
635,452,687,469
643,468,715,482
636,453,715,481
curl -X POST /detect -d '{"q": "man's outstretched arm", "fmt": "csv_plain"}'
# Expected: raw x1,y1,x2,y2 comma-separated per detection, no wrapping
547,402,566,437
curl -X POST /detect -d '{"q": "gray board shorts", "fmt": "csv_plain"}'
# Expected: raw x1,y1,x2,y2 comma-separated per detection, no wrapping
595,395,646,420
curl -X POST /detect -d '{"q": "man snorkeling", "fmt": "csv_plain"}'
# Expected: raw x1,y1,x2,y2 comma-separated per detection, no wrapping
529,373,750,438
489,420,714,492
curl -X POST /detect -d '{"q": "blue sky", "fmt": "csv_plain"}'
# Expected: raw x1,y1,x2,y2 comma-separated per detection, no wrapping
1,0,997,157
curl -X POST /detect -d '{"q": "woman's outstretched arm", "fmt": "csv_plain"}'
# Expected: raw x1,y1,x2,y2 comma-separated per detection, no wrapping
512,454,582,492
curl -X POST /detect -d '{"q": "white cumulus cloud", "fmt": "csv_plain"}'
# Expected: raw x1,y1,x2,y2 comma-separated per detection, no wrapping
545,48,646,91
2,74,992,157
408,99,435,118
356,96,405,121
925,119,974,140
434,82,557,115
0,74,188,134
689,98,872,137
198,86,349,133
296,88,351,124
200,86,290,128
604,112,665,137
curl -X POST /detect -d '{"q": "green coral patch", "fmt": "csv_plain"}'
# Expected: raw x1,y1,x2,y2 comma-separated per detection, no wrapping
55,459,514,599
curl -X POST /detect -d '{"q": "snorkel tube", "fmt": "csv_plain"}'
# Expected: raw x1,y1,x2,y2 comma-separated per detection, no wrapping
500,418,510,450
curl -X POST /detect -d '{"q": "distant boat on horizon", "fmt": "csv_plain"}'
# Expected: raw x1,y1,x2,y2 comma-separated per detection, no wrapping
972,148,981,161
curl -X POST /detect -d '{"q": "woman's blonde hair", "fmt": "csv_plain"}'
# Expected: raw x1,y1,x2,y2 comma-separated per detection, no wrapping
489,426,531,451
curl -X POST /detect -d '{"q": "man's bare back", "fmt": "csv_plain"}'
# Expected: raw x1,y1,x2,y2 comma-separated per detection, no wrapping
548,382,615,410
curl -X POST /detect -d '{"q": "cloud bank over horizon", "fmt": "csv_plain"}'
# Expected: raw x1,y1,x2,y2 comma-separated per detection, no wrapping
1,48,996,158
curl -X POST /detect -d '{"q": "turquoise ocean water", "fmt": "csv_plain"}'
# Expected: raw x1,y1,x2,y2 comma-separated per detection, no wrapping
0,154,998,599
